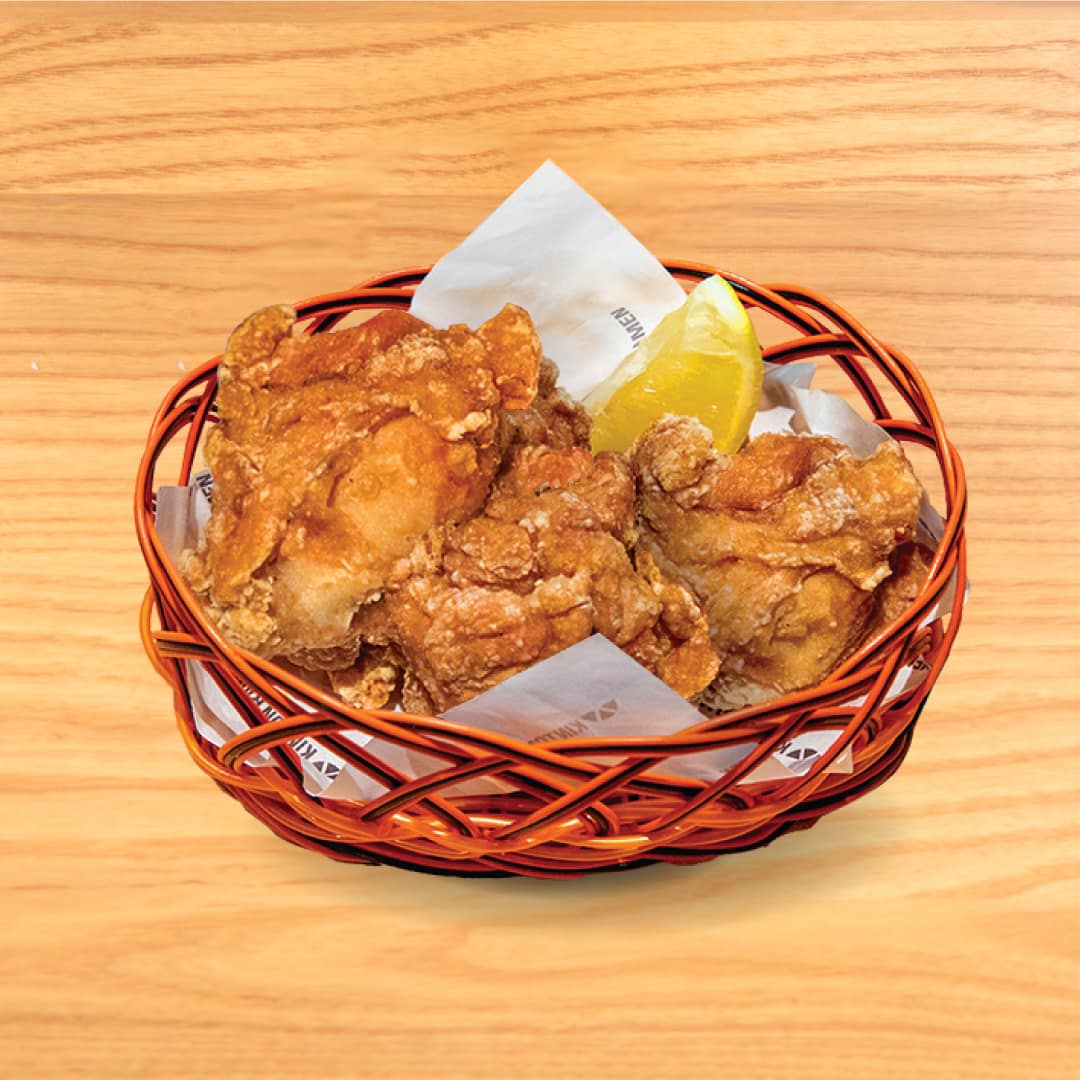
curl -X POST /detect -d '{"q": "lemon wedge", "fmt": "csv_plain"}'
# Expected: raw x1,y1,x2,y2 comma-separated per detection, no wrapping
585,275,764,454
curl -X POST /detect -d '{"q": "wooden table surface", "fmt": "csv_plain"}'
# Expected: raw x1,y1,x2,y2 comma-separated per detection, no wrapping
2,3,1078,1077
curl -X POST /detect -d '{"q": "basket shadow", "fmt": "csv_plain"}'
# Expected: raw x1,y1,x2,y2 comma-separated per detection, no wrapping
297,800,900,929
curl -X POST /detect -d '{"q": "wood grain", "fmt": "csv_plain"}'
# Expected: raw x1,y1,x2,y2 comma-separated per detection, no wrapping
1,4,1078,1078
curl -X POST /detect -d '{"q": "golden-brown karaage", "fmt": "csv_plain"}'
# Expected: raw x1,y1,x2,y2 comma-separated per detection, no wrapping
504,357,592,451
867,542,935,638
631,416,923,711
328,645,404,710
361,444,718,712
181,304,542,664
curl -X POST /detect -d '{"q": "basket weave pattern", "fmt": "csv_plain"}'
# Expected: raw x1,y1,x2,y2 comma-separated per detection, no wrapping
135,264,967,879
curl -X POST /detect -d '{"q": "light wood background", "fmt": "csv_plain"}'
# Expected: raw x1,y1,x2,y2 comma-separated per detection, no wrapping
2,4,1078,1078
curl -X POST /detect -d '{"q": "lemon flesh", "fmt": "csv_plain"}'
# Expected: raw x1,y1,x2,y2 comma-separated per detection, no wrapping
585,275,764,454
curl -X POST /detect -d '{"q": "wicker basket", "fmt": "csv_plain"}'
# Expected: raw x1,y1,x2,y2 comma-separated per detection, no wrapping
135,263,967,879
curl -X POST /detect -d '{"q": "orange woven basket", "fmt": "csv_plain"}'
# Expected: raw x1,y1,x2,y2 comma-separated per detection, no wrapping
135,263,967,879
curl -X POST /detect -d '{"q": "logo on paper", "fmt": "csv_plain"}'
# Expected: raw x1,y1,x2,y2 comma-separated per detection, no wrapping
193,469,215,503
611,307,647,345
529,699,619,744
776,740,821,773
580,699,618,725
290,736,342,781
779,744,819,763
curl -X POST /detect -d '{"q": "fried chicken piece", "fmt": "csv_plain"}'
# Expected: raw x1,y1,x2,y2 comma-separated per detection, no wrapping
370,445,718,712
504,357,592,450
628,549,726,701
181,304,542,663
328,645,404,710
867,542,934,637
631,416,922,712
400,668,438,717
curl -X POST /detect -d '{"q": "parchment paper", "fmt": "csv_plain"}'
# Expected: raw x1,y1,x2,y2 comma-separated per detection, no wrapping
410,160,687,400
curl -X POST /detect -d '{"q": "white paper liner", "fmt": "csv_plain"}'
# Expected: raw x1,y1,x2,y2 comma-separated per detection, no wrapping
157,162,961,804
410,160,687,401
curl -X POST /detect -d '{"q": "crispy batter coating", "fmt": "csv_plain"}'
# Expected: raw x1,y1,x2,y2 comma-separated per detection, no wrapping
369,445,718,712
504,357,592,451
181,304,541,662
328,646,404,710
632,416,923,711
868,542,935,637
